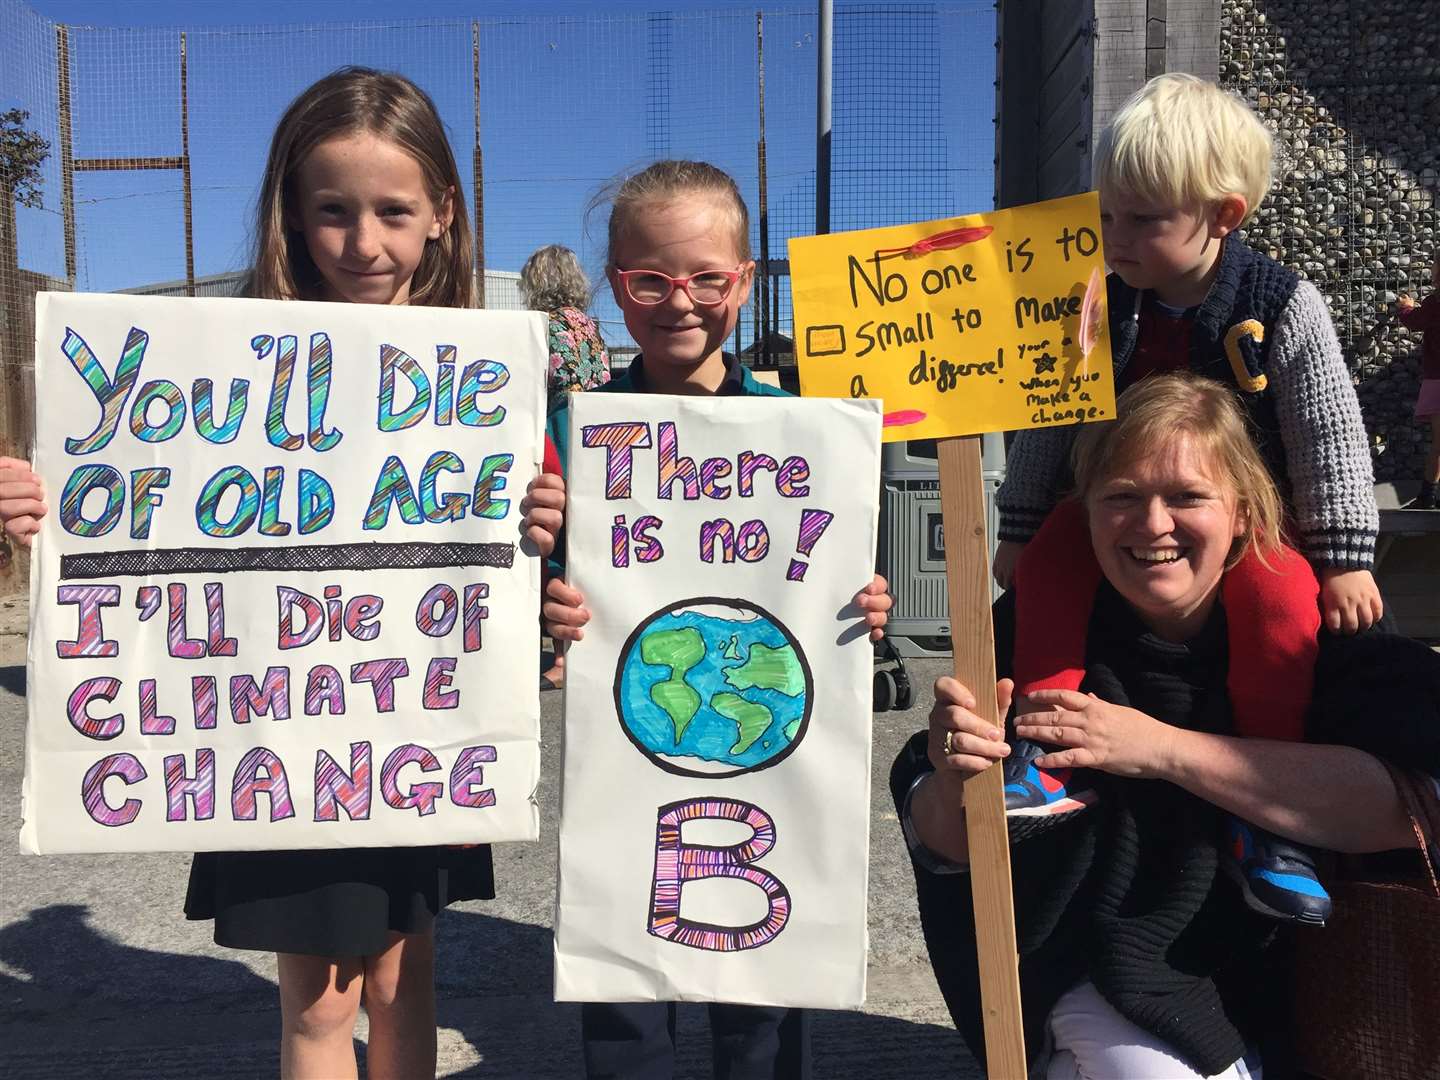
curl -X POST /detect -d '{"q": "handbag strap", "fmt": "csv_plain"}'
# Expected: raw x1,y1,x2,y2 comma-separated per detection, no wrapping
1381,760,1440,899
1407,817,1440,899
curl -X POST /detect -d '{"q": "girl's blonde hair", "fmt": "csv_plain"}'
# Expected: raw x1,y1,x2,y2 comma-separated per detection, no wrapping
1094,72,1273,224
1071,372,1286,568
520,244,591,312
245,67,474,307
602,160,752,269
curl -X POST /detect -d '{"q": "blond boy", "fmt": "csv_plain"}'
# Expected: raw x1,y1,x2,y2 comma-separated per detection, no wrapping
996,72,1381,631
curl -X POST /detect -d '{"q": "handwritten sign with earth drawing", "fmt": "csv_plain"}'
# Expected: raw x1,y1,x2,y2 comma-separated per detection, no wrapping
553,392,881,1008
615,598,813,779
789,191,1115,443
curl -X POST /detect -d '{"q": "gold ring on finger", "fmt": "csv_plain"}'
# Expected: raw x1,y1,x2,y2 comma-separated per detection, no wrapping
943,730,957,756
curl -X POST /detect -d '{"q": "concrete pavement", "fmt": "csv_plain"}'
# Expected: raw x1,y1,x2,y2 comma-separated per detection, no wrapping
0,597,980,1078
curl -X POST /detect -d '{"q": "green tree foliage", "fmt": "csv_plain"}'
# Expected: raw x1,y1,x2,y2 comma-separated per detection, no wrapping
1,109,50,209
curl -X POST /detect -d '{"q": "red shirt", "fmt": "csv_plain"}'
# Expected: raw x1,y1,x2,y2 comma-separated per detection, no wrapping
1398,294,1440,380
1120,298,1194,389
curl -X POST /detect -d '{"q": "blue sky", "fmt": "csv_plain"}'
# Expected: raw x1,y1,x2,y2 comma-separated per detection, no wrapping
7,0,997,349
30,0,808,23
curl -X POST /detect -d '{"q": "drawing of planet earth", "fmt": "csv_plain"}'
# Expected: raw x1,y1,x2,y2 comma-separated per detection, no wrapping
614,598,813,778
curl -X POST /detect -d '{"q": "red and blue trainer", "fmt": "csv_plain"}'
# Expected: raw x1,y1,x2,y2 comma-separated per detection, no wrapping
1223,818,1332,925
1003,738,1098,840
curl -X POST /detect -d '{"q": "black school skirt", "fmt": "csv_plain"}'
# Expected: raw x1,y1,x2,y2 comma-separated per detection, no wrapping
184,844,495,957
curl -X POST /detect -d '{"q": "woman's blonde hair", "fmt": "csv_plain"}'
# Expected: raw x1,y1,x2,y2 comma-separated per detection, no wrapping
245,67,474,307
520,244,591,311
1071,372,1286,568
601,159,752,270
1094,72,1273,224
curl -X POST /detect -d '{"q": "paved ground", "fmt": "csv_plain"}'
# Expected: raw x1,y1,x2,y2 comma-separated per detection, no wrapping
0,595,979,1078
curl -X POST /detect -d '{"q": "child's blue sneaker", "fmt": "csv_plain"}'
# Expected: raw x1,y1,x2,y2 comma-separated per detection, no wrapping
1224,818,1332,925
1003,739,1097,840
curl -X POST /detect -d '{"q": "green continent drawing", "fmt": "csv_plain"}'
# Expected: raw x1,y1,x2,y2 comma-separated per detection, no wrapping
616,598,814,779
723,642,805,697
712,693,774,755
641,627,705,742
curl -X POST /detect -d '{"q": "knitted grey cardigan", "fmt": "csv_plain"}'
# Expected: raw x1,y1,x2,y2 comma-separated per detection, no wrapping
995,236,1379,571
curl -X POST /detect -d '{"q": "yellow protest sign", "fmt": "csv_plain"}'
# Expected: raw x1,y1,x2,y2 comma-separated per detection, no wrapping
790,192,1115,442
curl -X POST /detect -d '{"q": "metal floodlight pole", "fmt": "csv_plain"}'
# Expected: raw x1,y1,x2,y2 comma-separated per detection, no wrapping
816,0,832,235
756,10,770,367
472,20,486,308
180,32,194,296
57,26,76,285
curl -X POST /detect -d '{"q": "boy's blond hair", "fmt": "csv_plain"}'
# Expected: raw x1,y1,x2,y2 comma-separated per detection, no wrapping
1071,372,1287,570
1094,73,1273,223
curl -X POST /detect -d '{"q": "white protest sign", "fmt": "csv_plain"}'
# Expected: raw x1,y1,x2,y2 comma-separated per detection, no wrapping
553,392,881,1009
21,293,546,854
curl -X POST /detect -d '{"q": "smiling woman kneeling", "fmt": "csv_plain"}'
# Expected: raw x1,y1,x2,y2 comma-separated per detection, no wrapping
894,372,1440,1079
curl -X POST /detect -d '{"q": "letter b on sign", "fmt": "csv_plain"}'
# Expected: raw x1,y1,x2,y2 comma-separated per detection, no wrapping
648,798,790,951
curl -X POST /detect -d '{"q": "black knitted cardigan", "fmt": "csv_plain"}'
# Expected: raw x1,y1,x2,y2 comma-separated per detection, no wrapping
1108,234,1297,496
892,588,1440,1076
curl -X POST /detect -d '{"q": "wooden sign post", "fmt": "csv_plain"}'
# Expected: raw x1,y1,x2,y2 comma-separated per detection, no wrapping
939,434,1025,1075
790,193,1115,1076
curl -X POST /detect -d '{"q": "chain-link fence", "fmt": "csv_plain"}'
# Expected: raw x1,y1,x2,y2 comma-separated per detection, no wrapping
0,0,998,460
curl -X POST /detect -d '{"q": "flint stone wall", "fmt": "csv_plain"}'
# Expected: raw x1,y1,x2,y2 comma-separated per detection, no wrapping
1220,1,1439,489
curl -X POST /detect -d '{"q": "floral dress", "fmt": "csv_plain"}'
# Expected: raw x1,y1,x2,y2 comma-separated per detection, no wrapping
547,306,611,393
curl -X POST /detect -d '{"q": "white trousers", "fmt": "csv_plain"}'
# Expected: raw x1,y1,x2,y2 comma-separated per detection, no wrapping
1045,982,1262,1080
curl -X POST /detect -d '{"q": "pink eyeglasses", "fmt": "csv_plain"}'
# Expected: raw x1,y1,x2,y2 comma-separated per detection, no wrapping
614,265,746,306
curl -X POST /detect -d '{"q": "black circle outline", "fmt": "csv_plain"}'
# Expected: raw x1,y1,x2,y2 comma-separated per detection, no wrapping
613,595,814,778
